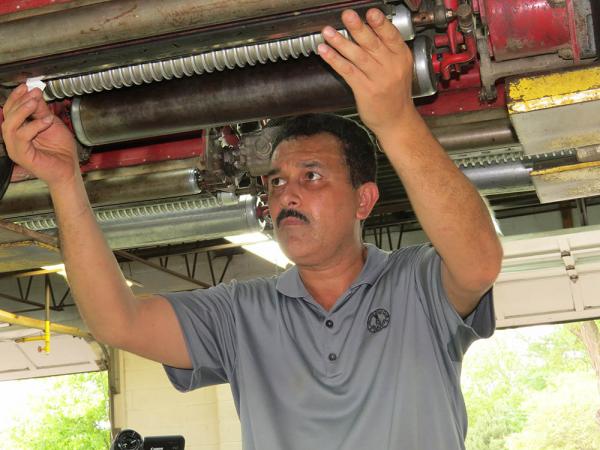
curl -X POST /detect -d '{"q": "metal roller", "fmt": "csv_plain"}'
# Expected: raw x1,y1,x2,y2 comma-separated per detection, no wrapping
13,194,263,250
412,36,436,99
461,161,533,194
431,118,517,151
71,36,436,147
44,5,415,100
0,163,203,218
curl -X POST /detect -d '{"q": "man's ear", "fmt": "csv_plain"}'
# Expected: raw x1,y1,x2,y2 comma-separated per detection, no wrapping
356,182,379,220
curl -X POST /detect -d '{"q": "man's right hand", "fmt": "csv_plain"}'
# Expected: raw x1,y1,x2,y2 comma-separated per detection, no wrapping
2,85,192,369
1,84,80,188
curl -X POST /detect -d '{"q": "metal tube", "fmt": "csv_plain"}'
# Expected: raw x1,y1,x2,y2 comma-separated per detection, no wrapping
45,29,360,100
44,4,415,100
0,0,355,65
0,165,202,218
461,161,533,193
72,56,355,146
72,38,435,146
14,195,264,250
431,118,517,151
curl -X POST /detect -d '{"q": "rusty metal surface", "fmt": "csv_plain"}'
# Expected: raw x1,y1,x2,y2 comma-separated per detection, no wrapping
511,100,600,155
476,27,579,100
479,0,571,61
0,219,58,246
508,65,600,155
0,0,357,64
532,162,600,203
0,241,62,272
0,0,106,20
0,0,380,83
0,220,60,272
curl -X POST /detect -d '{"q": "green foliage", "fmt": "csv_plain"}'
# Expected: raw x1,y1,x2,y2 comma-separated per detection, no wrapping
507,373,600,450
463,325,600,450
6,371,110,450
463,334,529,450
528,324,591,376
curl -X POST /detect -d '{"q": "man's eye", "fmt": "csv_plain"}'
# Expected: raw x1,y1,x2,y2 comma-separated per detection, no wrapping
306,172,322,181
270,177,286,187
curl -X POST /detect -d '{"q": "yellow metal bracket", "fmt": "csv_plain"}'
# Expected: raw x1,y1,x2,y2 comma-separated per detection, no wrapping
17,319,51,353
507,65,600,114
1,275,91,352
0,309,90,339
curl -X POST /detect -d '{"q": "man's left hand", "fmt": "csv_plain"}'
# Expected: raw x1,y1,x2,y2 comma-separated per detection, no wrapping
318,8,416,137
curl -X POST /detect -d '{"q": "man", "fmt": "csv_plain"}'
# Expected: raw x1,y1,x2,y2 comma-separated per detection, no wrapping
1,7,503,450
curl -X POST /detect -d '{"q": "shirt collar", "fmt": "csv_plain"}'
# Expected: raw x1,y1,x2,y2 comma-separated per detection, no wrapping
275,243,389,298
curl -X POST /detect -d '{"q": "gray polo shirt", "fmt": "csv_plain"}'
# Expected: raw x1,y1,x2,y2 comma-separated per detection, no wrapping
163,243,494,450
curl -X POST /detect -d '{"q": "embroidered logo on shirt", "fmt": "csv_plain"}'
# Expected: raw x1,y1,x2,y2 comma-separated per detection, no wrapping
367,308,390,333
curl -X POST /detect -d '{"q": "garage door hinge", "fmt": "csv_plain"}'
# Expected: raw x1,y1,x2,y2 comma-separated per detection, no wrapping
559,244,578,282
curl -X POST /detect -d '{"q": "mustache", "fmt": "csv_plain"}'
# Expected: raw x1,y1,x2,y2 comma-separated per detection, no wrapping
276,209,310,227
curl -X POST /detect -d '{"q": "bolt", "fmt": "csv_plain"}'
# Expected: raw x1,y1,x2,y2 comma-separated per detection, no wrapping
548,0,566,7
558,48,573,60
457,3,474,34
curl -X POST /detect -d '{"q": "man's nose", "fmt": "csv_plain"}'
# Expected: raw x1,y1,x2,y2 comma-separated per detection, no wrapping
280,182,301,208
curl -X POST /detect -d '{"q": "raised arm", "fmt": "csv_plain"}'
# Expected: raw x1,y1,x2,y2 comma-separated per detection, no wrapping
1,85,191,367
318,9,503,317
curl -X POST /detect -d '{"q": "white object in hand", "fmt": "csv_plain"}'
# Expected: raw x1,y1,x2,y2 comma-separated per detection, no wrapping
26,76,46,92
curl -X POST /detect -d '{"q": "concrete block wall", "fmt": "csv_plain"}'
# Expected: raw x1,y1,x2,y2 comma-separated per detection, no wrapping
112,350,242,450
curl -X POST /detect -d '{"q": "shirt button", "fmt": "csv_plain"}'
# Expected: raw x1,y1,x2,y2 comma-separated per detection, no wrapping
328,353,337,362
325,320,334,328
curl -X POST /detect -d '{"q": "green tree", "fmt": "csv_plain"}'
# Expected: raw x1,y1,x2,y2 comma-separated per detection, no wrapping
507,373,600,450
463,332,530,450
464,325,597,450
7,371,110,450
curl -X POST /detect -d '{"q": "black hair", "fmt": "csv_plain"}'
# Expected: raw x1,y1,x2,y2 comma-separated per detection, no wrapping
269,113,377,188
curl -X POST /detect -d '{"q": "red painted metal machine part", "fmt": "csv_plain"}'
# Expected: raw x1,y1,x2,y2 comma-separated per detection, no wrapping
10,136,206,182
0,0,75,15
0,0,586,183
430,0,480,81
478,0,572,61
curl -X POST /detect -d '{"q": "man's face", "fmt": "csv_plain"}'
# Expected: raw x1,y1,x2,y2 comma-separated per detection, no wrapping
267,132,369,266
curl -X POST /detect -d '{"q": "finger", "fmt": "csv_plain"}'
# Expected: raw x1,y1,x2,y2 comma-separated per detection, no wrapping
3,84,31,114
1,98,39,134
317,43,368,90
4,88,44,120
321,26,380,79
341,9,384,56
15,116,54,143
28,89,53,119
366,8,410,55
13,88,52,120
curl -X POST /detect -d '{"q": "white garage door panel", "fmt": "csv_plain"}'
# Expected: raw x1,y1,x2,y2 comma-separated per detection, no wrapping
579,271,600,307
495,277,575,318
0,334,103,381
0,342,30,372
496,226,600,328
